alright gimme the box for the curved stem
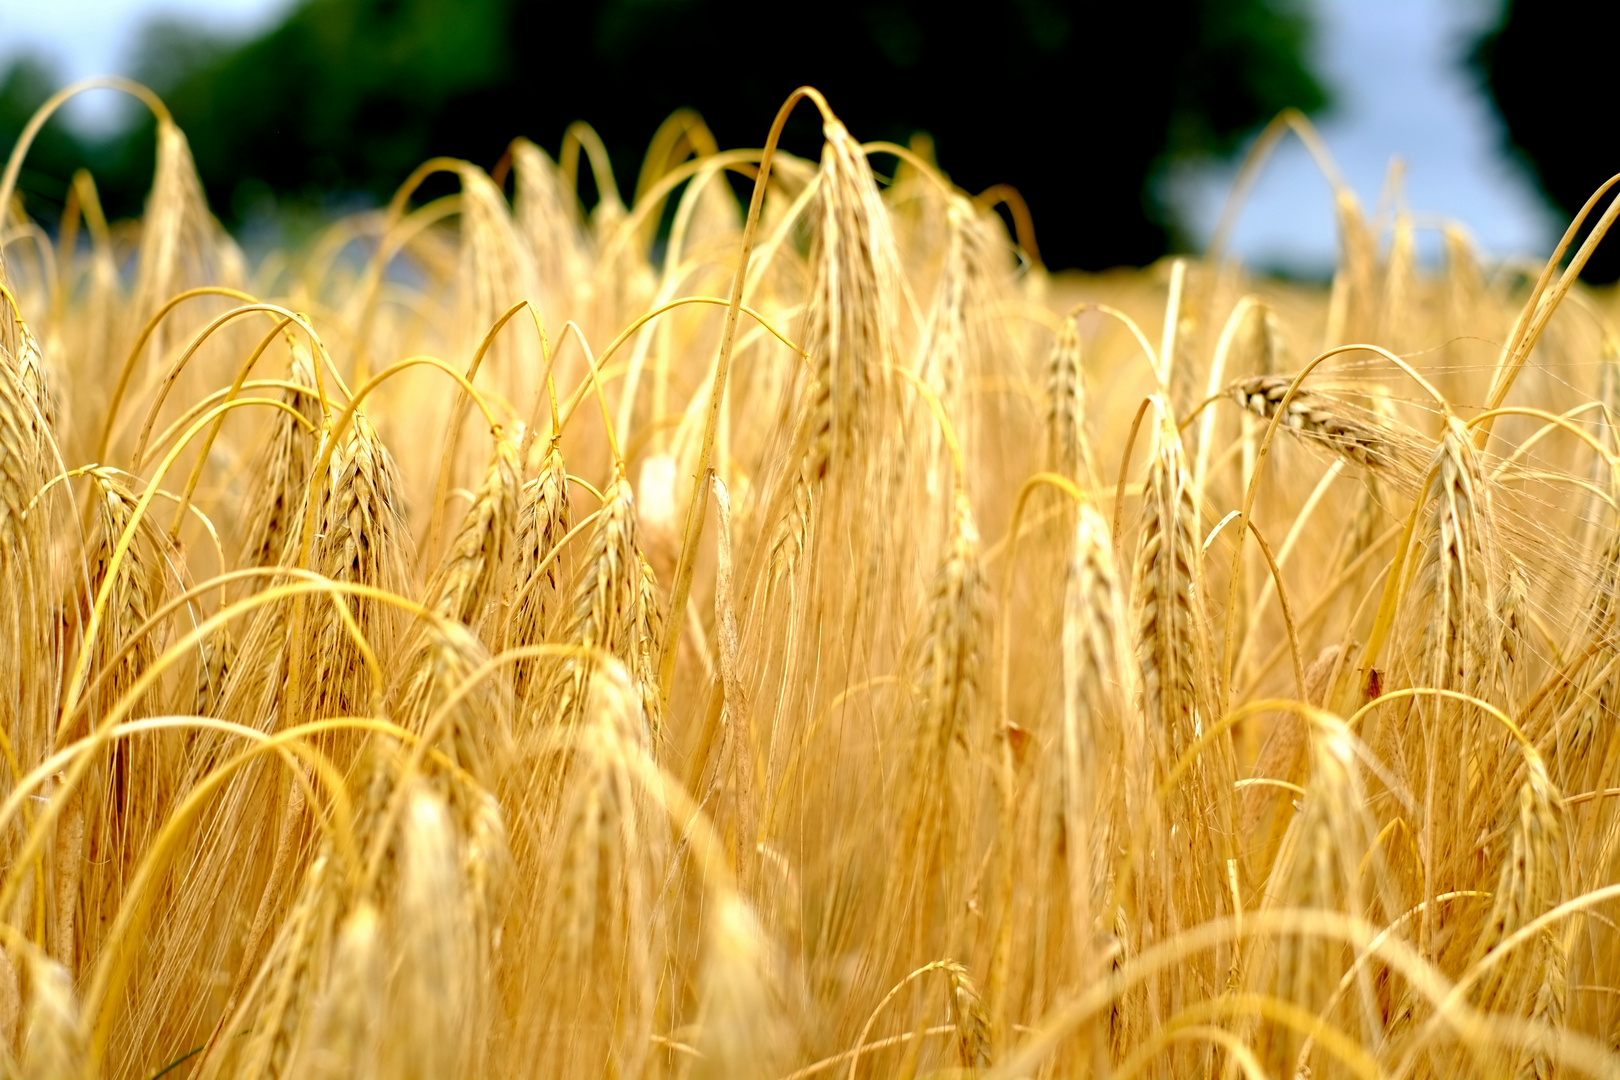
[1137,994,1374,1080]
[356,642,602,895]
[1479,171,1620,445]
[890,366,966,490]
[350,157,467,382]
[1207,108,1348,266]
[97,286,259,465]
[501,506,605,632]
[656,85,835,703]
[1344,686,1535,755]
[845,960,962,1080]
[81,717,423,1073]
[987,470,1086,1038]
[427,298,549,563]
[1111,396,1157,555]
[143,379,321,462]
[554,320,623,469]
[58,567,411,751]
[973,182,1041,266]
[1242,517,1306,701]
[1066,302,1162,389]
[1468,405,1618,476]
[130,303,337,470]
[168,317,296,539]
[596,149,765,274]
[991,906,1475,1080]
[1220,342,1451,714]
[286,353,505,728]
[65,396,337,718]
[0,76,170,224]
[559,120,625,215]
[1230,458,1346,684]
[1400,882,1620,1080]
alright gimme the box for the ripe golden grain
[2,81,1619,1080]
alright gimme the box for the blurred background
[0,0,1604,276]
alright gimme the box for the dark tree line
[1474,0,1620,280]
[5,1,1610,274]
[3,0,1327,271]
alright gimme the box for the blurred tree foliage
[1475,0,1620,281]
[3,0,1327,270]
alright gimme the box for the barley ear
[1230,374,1393,470]
[0,945,17,1057]
[302,904,381,1080]
[508,442,570,701]
[1045,317,1093,484]
[693,896,795,1080]
[392,784,474,1080]
[943,961,992,1069]
[425,435,519,630]
[20,955,83,1080]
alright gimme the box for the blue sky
[0,0,1559,271]
[0,0,296,130]
[1172,0,1556,272]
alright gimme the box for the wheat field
[0,79,1617,1079]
